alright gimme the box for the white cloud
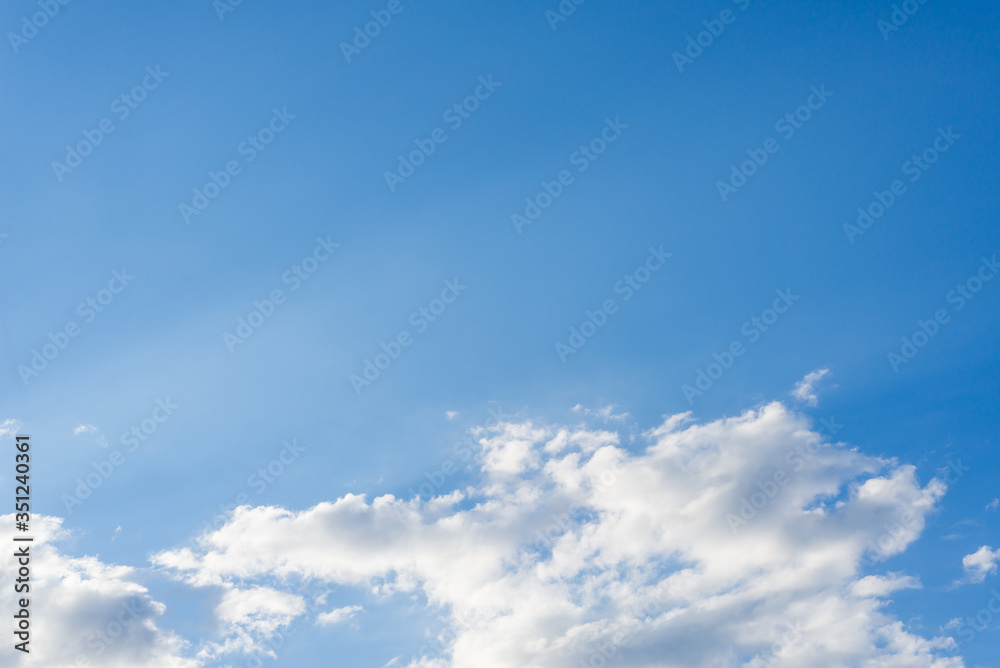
[850,573,922,598]
[316,605,363,626]
[153,402,962,667]
[474,420,547,475]
[960,546,1000,584]
[790,368,831,406]
[571,404,631,423]
[0,418,21,437]
[445,411,460,421]
[0,514,198,668]
[987,498,999,511]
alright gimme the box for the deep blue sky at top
[0,0,998,664]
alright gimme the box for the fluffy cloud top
[960,546,1000,584]
[152,402,963,667]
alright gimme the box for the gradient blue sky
[1,0,999,666]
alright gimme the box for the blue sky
[1,0,999,666]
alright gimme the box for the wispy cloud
[73,424,108,447]
[791,368,831,406]
[570,404,630,423]
[316,605,362,627]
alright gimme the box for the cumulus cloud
[987,498,999,512]
[152,402,962,667]
[0,515,197,668]
[960,546,1000,584]
[445,411,460,421]
[790,368,831,406]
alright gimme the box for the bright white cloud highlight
[960,546,1000,584]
